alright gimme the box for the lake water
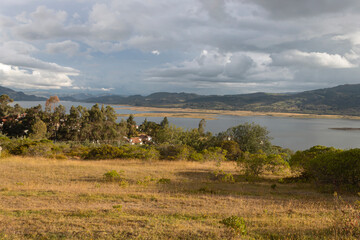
[11,101,360,151]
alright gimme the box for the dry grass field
[0,156,358,239]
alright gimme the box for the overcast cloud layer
[0,0,360,95]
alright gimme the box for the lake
[11,101,360,151]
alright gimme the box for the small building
[129,137,143,145]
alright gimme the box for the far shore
[114,106,360,120]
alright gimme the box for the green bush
[240,150,289,177]
[202,147,227,164]
[289,145,338,170]
[220,215,247,236]
[8,139,54,157]
[220,140,242,160]
[188,152,204,161]
[103,170,124,182]
[84,144,123,160]
[307,149,360,187]
[157,144,192,160]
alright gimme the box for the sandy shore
[114,106,360,120]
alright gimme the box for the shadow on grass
[176,169,274,183]
[70,176,99,182]
[253,225,347,240]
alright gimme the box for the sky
[1,0,360,95]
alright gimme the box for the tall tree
[0,94,13,116]
[29,117,47,140]
[198,119,206,136]
[160,117,169,128]
[126,114,137,138]
[45,96,60,112]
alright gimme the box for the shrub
[212,170,235,183]
[84,144,123,160]
[103,170,124,182]
[157,178,171,184]
[220,215,247,236]
[289,145,338,171]
[240,151,289,177]
[8,139,54,157]
[157,144,192,160]
[188,152,204,161]
[202,147,227,164]
[307,149,360,187]
[143,146,160,160]
[220,140,242,160]
[126,146,160,160]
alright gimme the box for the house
[125,135,153,145]
[139,134,152,143]
[129,137,143,145]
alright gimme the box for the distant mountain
[58,93,96,101]
[83,84,360,116]
[0,86,46,101]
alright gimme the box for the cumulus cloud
[146,49,292,89]
[0,1,360,93]
[271,50,356,69]
[0,63,73,89]
[46,40,79,56]
[0,41,79,89]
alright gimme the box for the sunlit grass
[0,156,358,239]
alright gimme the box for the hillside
[84,84,360,116]
[0,86,46,101]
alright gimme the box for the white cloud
[0,41,79,90]
[333,32,360,46]
[46,40,79,56]
[0,63,73,89]
[271,50,356,69]
[151,50,160,55]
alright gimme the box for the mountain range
[0,86,46,101]
[83,84,360,116]
[3,84,360,116]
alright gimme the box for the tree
[29,117,47,140]
[0,94,13,116]
[198,119,206,136]
[218,122,272,153]
[160,117,169,128]
[45,96,60,112]
[126,114,137,138]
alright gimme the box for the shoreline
[114,106,360,120]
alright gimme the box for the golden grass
[0,156,358,239]
[115,106,360,120]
